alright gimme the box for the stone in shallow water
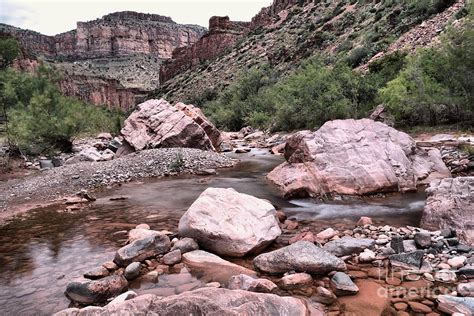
[178,188,281,257]
[253,241,346,274]
[330,272,359,296]
[171,237,199,254]
[124,262,141,280]
[114,234,171,266]
[65,275,128,304]
[182,250,256,284]
[83,266,109,280]
[323,237,375,257]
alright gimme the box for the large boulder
[55,288,308,316]
[121,99,226,152]
[253,241,346,274]
[65,275,128,304]
[114,234,171,266]
[267,119,450,198]
[420,177,474,245]
[178,188,281,257]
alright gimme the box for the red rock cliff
[159,16,251,83]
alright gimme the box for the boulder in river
[267,119,450,198]
[55,287,309,315]
[330,272,359,296]
[437,295,474,315]
[420,176,474,245]
[178,188,281,257]
[120,99,227,152]
[65,275,128,304]
[253,241,346,274]
[114,234,171,266]
[228,274,278,293]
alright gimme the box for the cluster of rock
[267,119,451,198]
[416,133,474,176]
[57,184,473,315]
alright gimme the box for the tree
[0,38,20,69]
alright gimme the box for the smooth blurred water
[0,149,425,314]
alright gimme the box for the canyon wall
[0,12,207,110]
[1,12,206,60]
[159,0,308,83]
[160,16,250,83]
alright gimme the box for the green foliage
[346,46,371,67]
[0,38,20,69]
[1,64,123,155]
[169,152,185,172]
[378,20,474,126]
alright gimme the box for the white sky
[0,0,273,35]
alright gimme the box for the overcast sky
[0,0,272,35]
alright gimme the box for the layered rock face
[120,99,226,151]
[160,16,250,83]
[1,13,206,109]
[1,13,206,60]
[421,177,474,245]
[179,188,281,257]
[267,119,451,198]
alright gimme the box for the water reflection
[0,149,425,314]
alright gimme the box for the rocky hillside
[158,0,466,103]
[0,12,206,109]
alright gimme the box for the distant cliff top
[100,11,175,24]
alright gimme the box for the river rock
[323,237,375,257]
[162,249,182,265]
[121,99,225,152]
[253,241,346,274]
[55,287,308,315]
[114,234,171,266]
[330,272,359,296]
[178,188,281,257]
[267,119,450,198]
[128,228,160,242]
[458,282,474,297]
[389,250,424,269]
[414,232,432,248]
[390,235,405,253]
[359,249,376,263]
[434,270,457,283]
[182,250,256,283]
[228,274,278,293]
[437,295,474,315]
[106,290,137,307]
[65,275,128,304]
[421,177,474,245]
[313,286,337,304]
[279,273,313,290]
[171,237,199,254]
[124,262,141,280]
[83,266,110,280]
[448,255,467,269]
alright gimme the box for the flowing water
[0,149,426,315]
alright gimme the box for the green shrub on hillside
[0,38,20,69]
[1,65,123,155]
[379,20,474,126]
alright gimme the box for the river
[0,149,425,314]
